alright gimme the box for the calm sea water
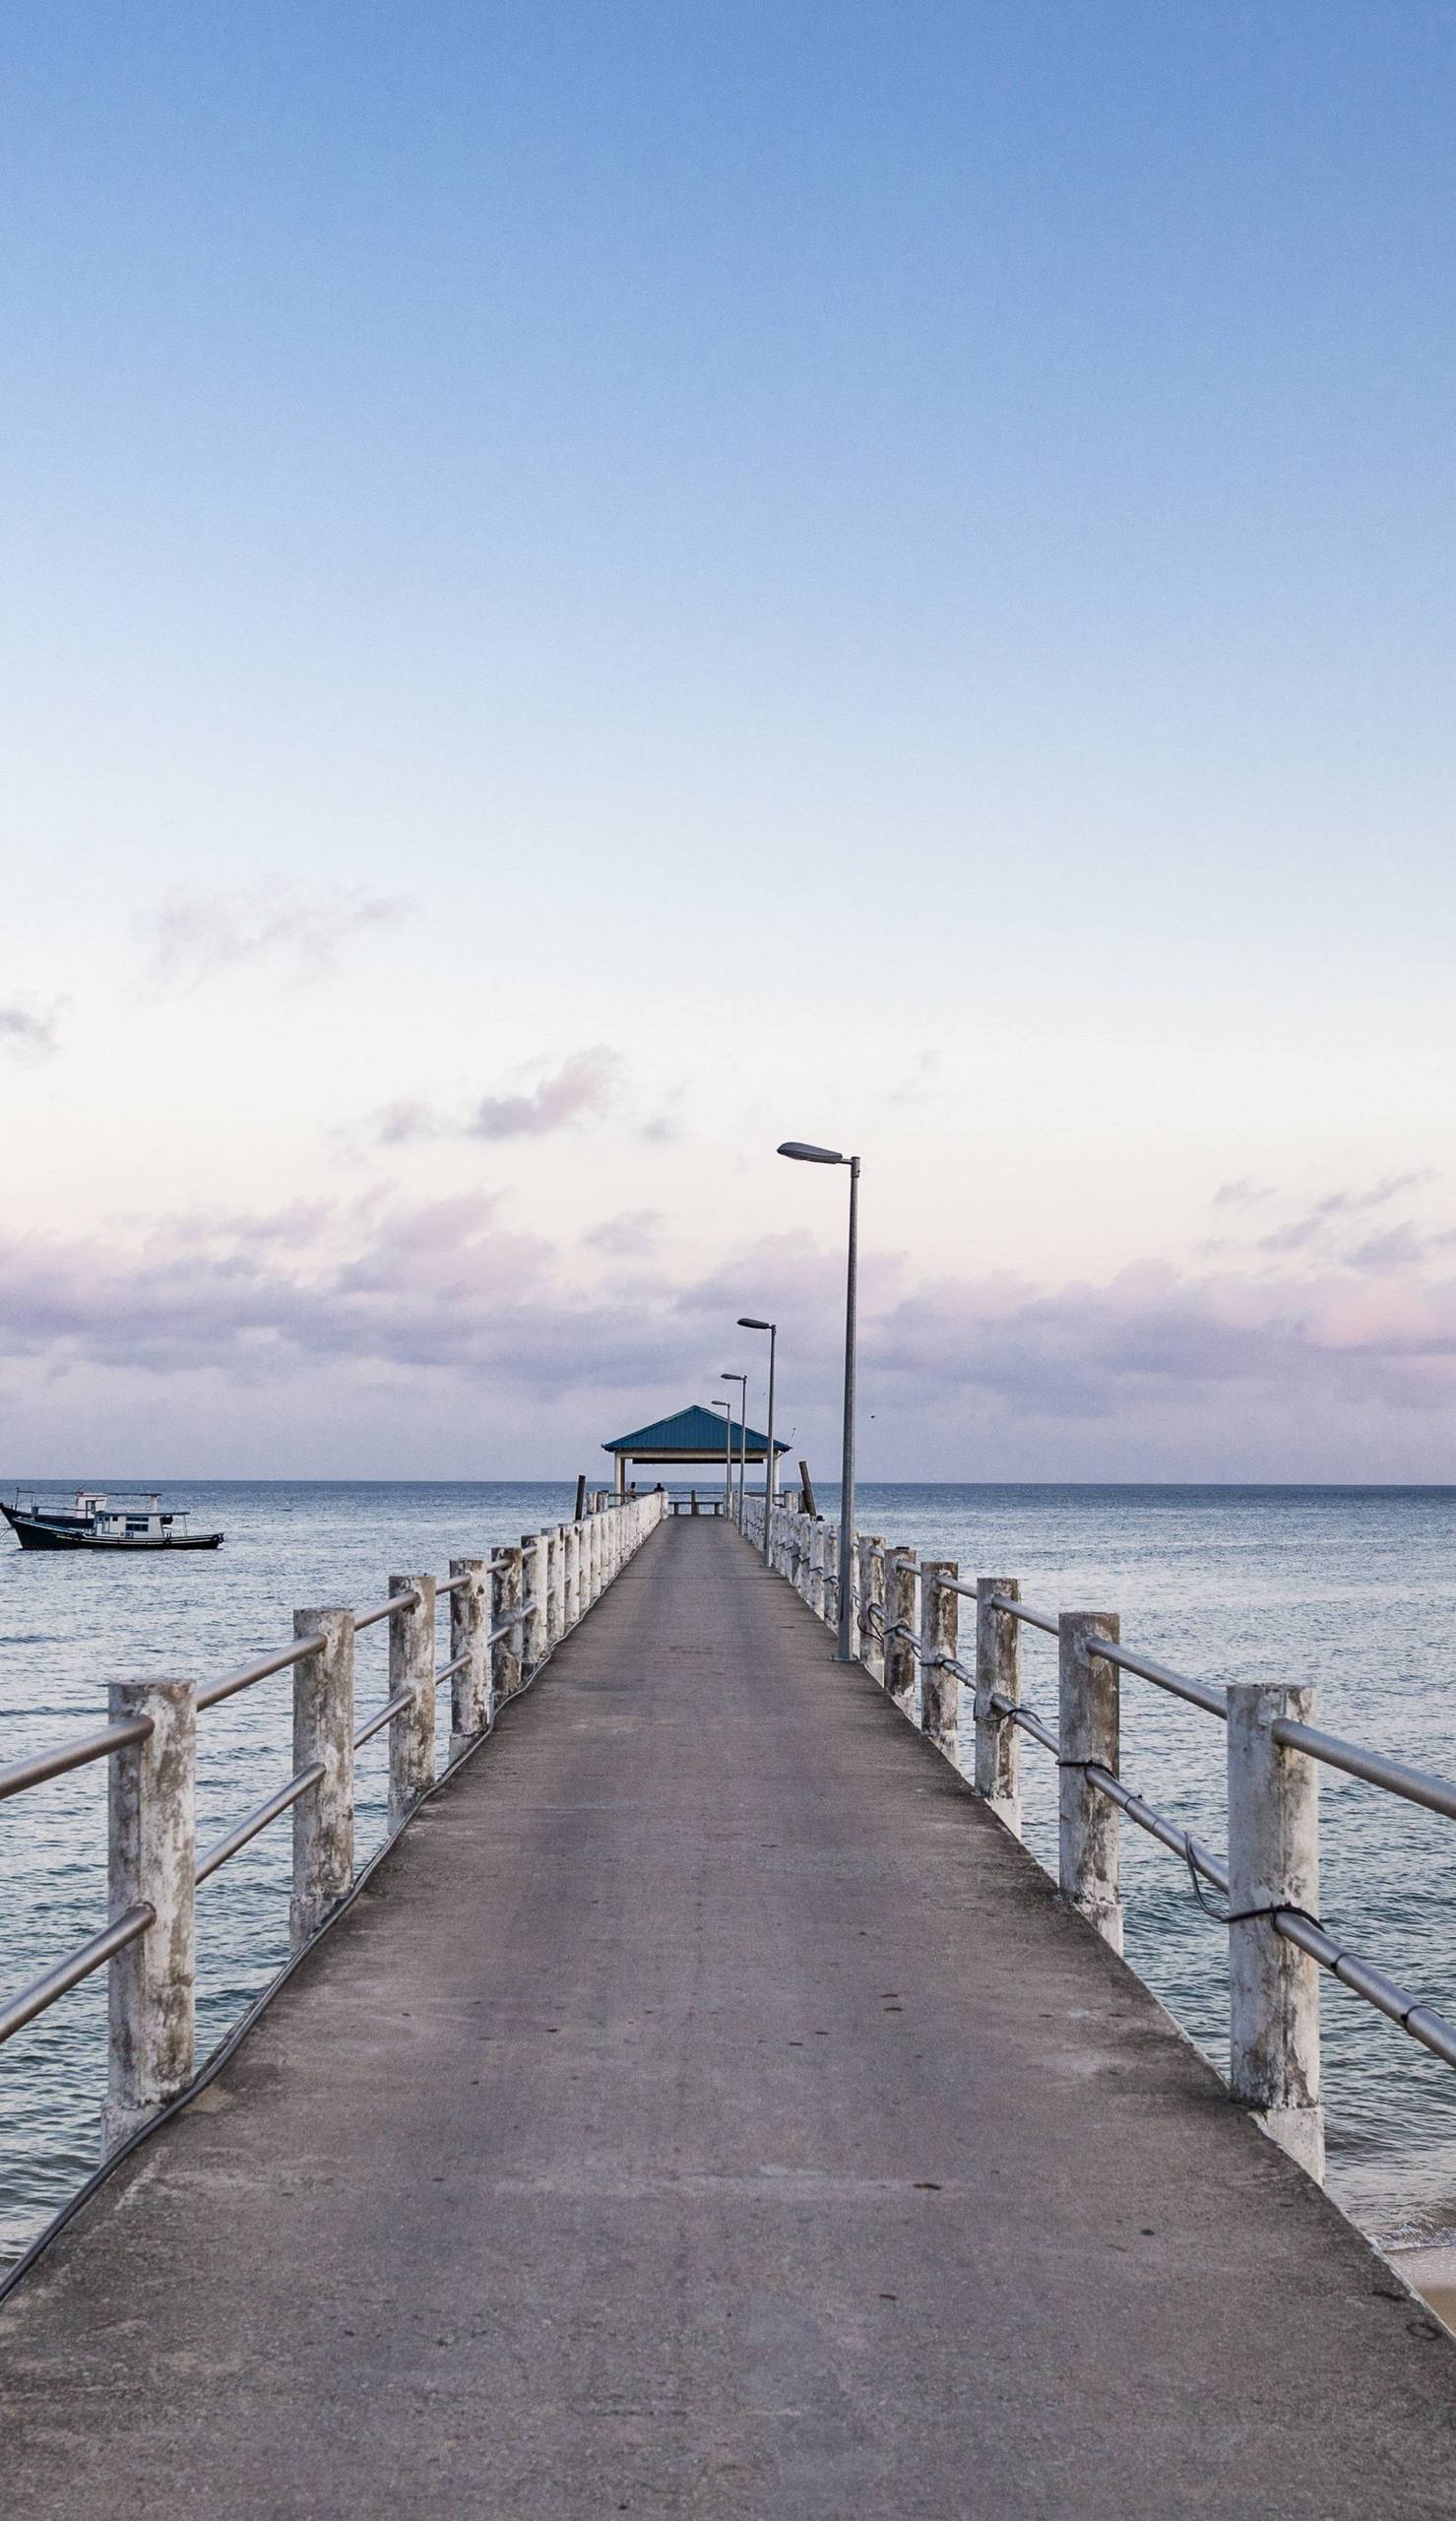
[4,1480,1456,2260]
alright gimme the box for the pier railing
[744,1492,1456,2182]
[0,1488,665,2155]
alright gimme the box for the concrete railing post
[564,1521,581,1630]
[919,1562,959,1761]
[974,1580,1021,1833]
[448,1560,489,1760]
[290,1608,355,1950]
[1227,1682,1324,2180]
[884,1550,918,1716]
[587,1511,601,1606]
[520,1534,545,1672]
[823,1526,839,1633]
[808,1519,825,1620]
[856,1535,885,1679]
[105,1678,196,2152]
[1058,1611,1120,1950]
[552,1524,568,1642]
[492,1546,523,1702]
[388,1575,436,1833]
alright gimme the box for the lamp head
[737,1316,772,1330]
[778,1139,843,1165]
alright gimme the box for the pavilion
[602,1403,788,1500]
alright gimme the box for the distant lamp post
[710,1397,732,1520]
[720,1372,748,1528]
[737,1317,777,1563]
[777,1140,859,1660]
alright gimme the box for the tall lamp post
[710,1397,733,1520]
[737,1317,777,1563]
[777,1140,859,1660]
[720,1372,747,1528]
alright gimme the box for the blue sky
[2,4,1455,1477]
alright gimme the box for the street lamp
[710,1397,733,1521]
[777,1139,859,1660]
[720,1372,747,1528]
[737,1317,777,1562]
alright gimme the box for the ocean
[4,1479,1456,2264]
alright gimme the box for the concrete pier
[3,1517,1455,2515]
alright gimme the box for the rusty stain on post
[975,1579,1021,1833]
[884,1550,918,1716]
[290,1608,354,1950]
[1228,1681,1324,2181]
[388,1575,436,1833]
[448,1560,489,1760]
[919,1562,959,1761]
[1058,1611,1121,1951]
[104,1677,196,2152]
[493,1546,523,1703]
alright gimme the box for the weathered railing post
[290,1608,354,1949]
[808,1519,826,1619]
[1227,1682,1324,2180]
[105,1677,196,2151]
[1058,1611,1120,1949]
[388,1575,436,1833]
[520,1534,546,1673]
[823,1526,839,1633]
[857,1534,885,1678]
[492,1546,523,1702]
[884,1550,918,1716]
[448,1560,489,1760]
[586,1510,601,1607]
[564,1520,581,1629]
[552,1523,568,1642]
[975,1580,1021,1833]
[919,1562,959,1760]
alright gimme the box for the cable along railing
[744,1492,1456,2183]
[0,1489,665,2153]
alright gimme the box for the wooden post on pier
[857,1535,885,1678]
[1227,1682,1324,2181]
[492,1547,523,1702]
[448,1561,489,1760]
[919,1563,959,1761]
[104,1677,196,2152]
[387,1576,436,1833]
[1058,1611,1120,1951]
[290,1608,355,1948]
[884,1551,918,1716]
[974,1580,1021,1834]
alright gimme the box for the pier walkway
[4,1517,1456,2516]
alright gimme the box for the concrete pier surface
[4,1519,1455,2516]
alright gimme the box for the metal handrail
[353,1688,413,1750]
[987,1592,1058,1638]
[1271,1718,1456,1827]
[197,1634,325,1713]
[0,1716,153,1804]
[196,1765,326,1887]
[354,1587,422,1632]
[1093,1637,1227,1721]
[0,1904,154,2048]
[435,1651,471,1686]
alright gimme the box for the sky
[2,0,1455,1481]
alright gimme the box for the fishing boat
[1,1492,224,1551]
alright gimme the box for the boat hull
[1,1506,223,1552]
